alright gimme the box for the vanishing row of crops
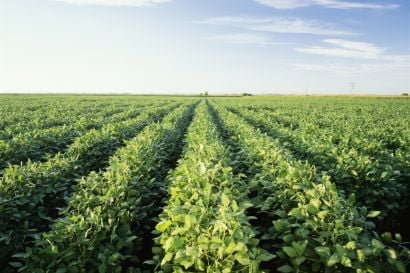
[0,95,409,273]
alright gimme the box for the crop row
[229,106,409,234]
[153,102,274,272]
[0,103,158,172]
[0,96,408,273]
[240,101,410,155]
[210,101,408,272]
[0,101,126,140]
[0,97,171,140]
[0,102,181,271]
[12,102,196,272]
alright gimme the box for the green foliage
[211,101,409,273]
[0,95,408,273]
[153,103,274,272]
[229,104,409,227]
[20,103,196,272]
[0,103,181,271]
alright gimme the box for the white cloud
[201,16,357,36]
[254,0,399,10]
[296,39,384,59]
[295,39,410,61]
[205,33,289,46]
[52,0,171,7]
[292,62,410,74]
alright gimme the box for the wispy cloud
[52,0,171,7]
[296,39,383,59]
[292,62,410,74]
[254,0,399,10]
[295,39,410,61]
[201,16,357,36]
[205,33,289,46]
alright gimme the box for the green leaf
[196,258,205,271]
[221,193,230,206]
[394,261,406,273]
[335,244,346,258]
[345,241,356,250]
[283,246,297,257]
[172,236,184,249]
[273,220,290,232]
[356,249,365,262]
[9,262,23,268]
[250,238,260,246]
[235,253,250,265]
[295,256,306,266]
[315,246,330,258]
[180,258,194,269]
[225,242,236,254]
[367,211,381,218]
[277,265,293,273]
[326,253,339,267]
[11,253,27,258]
[51,245,58,254]
[234,242,247,252]
[161,253,173,266]
[184,214,196,229]
[156,220,172,232]
[292,240,307,256]
[317,210,329,219]
[282,234,295,243]
[310,199,321,209]
[384,249,397,260]
[152,247,162,255]
[381,232,392,243]
[240,201,253,209]
[125,235,138,243]
[199,162,207,174]
[257,252,276,262]
[371,239,384,249]
[341,256,352,267]
[98,264,106,273]
[59,218,72,225]
[288,208,303,219]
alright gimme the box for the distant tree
[242,93,253,96]
[205,91,209,96]
[199,93,203,96]
[401,93,409,96]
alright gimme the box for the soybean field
[0,95,409,273]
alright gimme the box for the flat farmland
[0,95,409,273]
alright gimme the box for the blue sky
[0,0,409,94]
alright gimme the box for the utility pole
[349,82,355,95]
[305,85,309,96]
